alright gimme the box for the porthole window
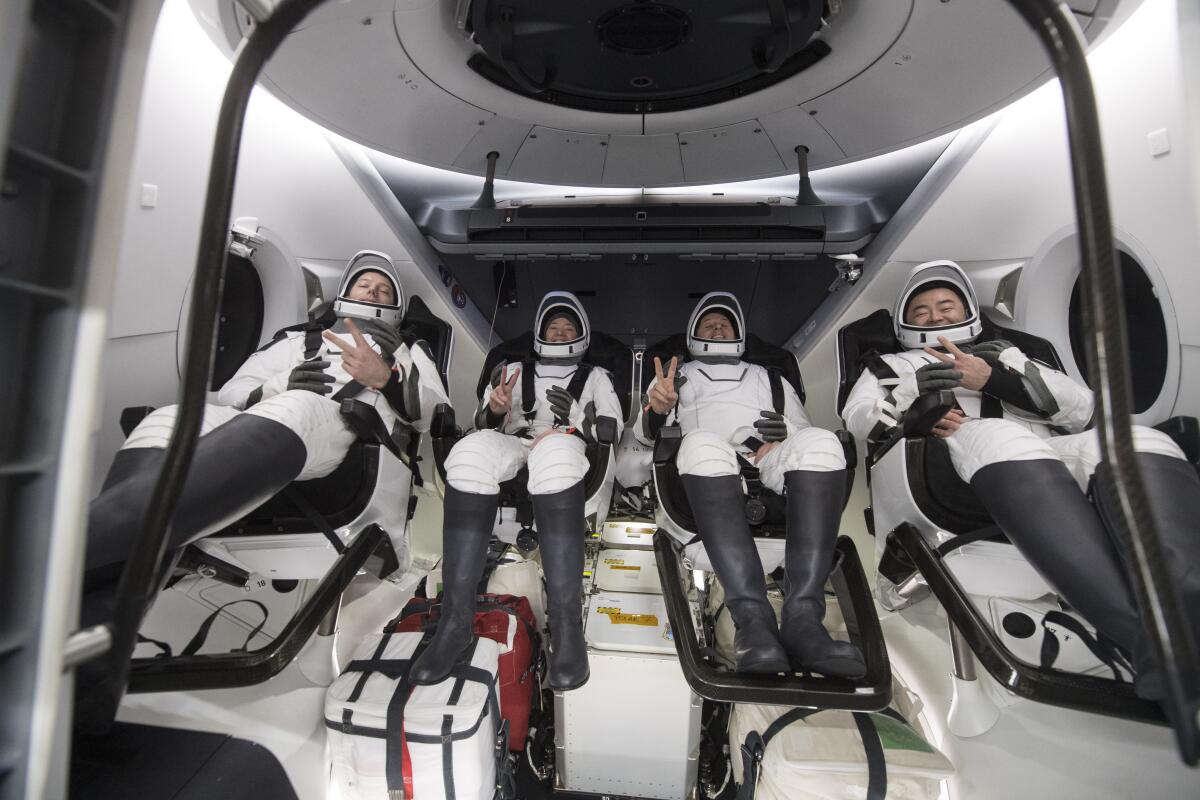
[1068,251,1167,414]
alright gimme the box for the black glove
[753,410,791,443]
[914,361,961,395]
[361,319,401,364]
[287,360,336,395]
[968,339,1014,366]
[546,385,579,427]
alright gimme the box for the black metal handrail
[105,0,333,710]
[1007,0,1198,762]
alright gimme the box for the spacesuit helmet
[894,260,982,349]
[332,250,405,328]
[687,292,746,361]
[534,291,591,364]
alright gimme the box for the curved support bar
[108,0,333,705]
[1006,0,1198,763]
[652,531,892,710]
[892,522,1166,725]
[127,525,388,693]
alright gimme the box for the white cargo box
[600,520,657,550]
[594,548,662,594]
[585,591,683,655]
[555,648,701,799]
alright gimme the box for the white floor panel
[883,599,1197,799]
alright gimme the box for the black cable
[1007,0,1198,764]
[105,0,332,708]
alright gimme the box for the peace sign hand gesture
[488,366,521,414]
[322,319,393,390]
[647,356,681,414]
[925,336,992,391]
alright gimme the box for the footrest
[653,532,892,710]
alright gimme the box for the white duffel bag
[729,702,953,800]
[325,630,506,800]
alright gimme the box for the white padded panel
[602,134,684,186]
[452,115,533,176]
[803,0,1090,160]
[508,127,611,185]
[263,17,487,164]
[757,105,846,167]
[678,120,786,183]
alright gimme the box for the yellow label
[624,526,654,536]
[594,606,658,626]
[602,558,625,565]
[609,565,641,572]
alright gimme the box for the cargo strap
[172,599,270,658]
[737,707,896,800]
[1039,609,1131,681]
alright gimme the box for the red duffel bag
[393,593,539,751]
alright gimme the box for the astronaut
[76,252,448,734]
[635,292,866,679]
[842,259,1200,694]
[409,292,622,691]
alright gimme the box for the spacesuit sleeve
[216,335,299,409]
[585,367,625,426]
[384,341,451,434]
[633,376,673,447]
[840,356,920,445]
[992,347,1094,432]
[781,379,811,432]
[474,362,509,430]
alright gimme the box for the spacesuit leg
[410,430,525,684]
[528,433,591,690]
[678,431,790,674]
[1072,428,1200,649]
[758,431,867,678]
[970,460,1155,692]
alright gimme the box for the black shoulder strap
[767,368,784,414]
[521,359,536,419]
[566,363,593,402]
[303,323,323,360]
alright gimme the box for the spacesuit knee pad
[445,430,520,495]
[527,434,588,495]
[774,428,846,473]
[121,403,240,450]
[1131,425,1187,461]
[946,417,1058,483]
[676,431,739,477]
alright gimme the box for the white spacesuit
[79,250,446,732]
[411,292,622,691]
[635,292,865,679]
[843,260,1200,698]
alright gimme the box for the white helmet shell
[534,291,590,363]
[894,260,982,349]
[332,250,405,327]
[687,292,746,360]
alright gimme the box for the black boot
[972,460,1153,687]
[1097,453,1200,648]
[409,486,498,685]
[681,475,790,674]
[86,414,307,573]
[779,470,867,679]
[534,481,590,691]
[77,414,307,734]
